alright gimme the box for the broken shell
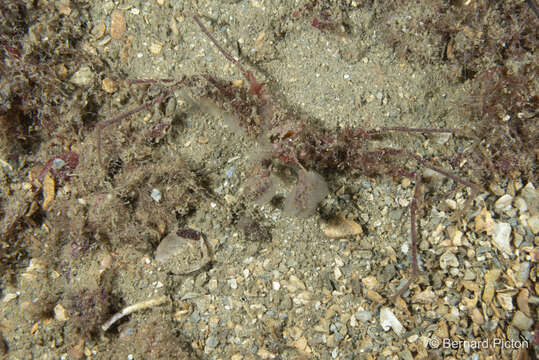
[516,289,530,316]
[412,288,437,304]
[482,268,501,304]
[474,207,494,234]
[43,174,55,211]
[56,0,71,15]
[2,293,18,303]
[470,307,484,325]
[361,276,378,290]
[54,304,68,321]
[110,11,126,40]
[380,307,404,336]
[366,289,384,303]
[496,291,516,312]
[511,311,533,330]
[322,216,363,239]
[25,201,40,217]
[92,22,106,39]
[151,188,162,202]
[461,291,478,309]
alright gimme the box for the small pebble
[149,42,162,54]
[489,183,505,196]
[225,167,235,178]
[401,178,411,188]
[356,311,372,322]
[527,214,539,234]
[515,262,531,288]
[511,311,533,331]
[206,335,219,349]
[494,194,513,211]
[520,182,537,213]
[440,251,459,270]
[470,307,484,325]
[491,222,512,255]
[228,278,238,289]
[208,279,218,291]
[514,197,528,213]
[70,65,94,86]
[333,266,342,280]
[445,199,457,210]
[407,334,419,343]
[516,289,530,316]
[52,158,66,170]
[463,270,476,281]
[102,77,118,93]
[434,132,451,145]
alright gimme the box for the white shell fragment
[491,222,512,255]
[2,293,18,303]
[151,188,162,202]
[102,296,169,331]
[54,304,68,321]
[380,307,404,336]
[494,194,513,211]
[497,292,516,312]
